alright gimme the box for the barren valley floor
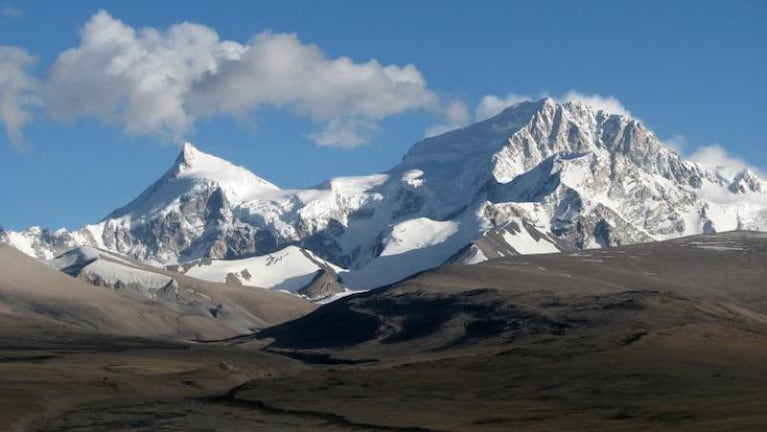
[2,319,767,432]
[3,232,767,431]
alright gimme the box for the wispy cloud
[309,117,378,149]
[561,91,633,118]
[424,100,471,137]
[426,90,635,138]
[0,3,22,18]
[0,46,39,151]
[662,134,687,153]
[688,144,761,177]
[477,91,634,120]
[475,93,532,121]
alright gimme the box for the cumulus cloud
[475,93,532,121]
[189,32,437,122]
[0,46,39,150]
[46,11,247,139]
[12,12,647,151]
[43,10,438,147]
[688,144,760,177]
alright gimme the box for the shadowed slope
[260,231,767,355]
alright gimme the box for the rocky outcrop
[298,270,345,301]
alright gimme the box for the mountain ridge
[3,98,766,292]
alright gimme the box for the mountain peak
[173,142,280,195]
[177,142,200,168]
[174,142,216,174]
[104,142,280,222]
[517,97,638,124]
[170,142,278,190]
[540,96,557,106]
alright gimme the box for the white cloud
[424,100,470,137]
[426,90,634,137]
[662,134,687,153]
[475,93,531,121]
[423,123,456,138]
[44,11,438,147]
[688,144,760,177]
[9,12,647,151]
[445,100,470,125]
[189,32,438,123]
[309,117,378,149]
[473,91,634,122]
[562,91,633,118]
[0,46,39,150]
[46,11,243,140]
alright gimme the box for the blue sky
[0,0,765,230]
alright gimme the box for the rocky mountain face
[4,98,766,291]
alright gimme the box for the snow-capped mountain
[4,98,766,291]
[1,144,280,263]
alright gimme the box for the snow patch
[380,218,460,257]
[184,245,342,293]
[500,219,560,255]
[401,169,425,188]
